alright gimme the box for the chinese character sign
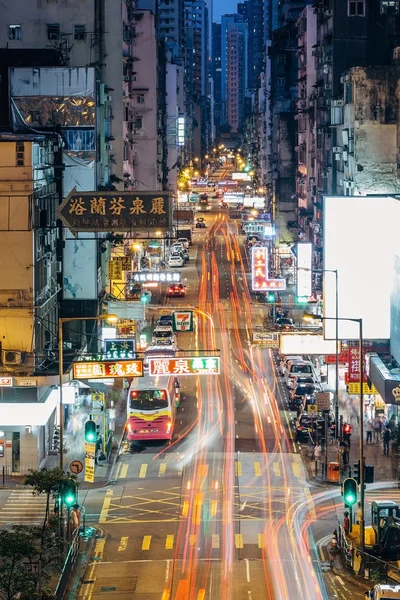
[104,339,135,359]
[131,271,181,283]
[58,190,172,232]
[148,357,220,376]
[73,359,143,379]
[251,247,269,291]
[347,346,367,382]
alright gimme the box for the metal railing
[55,528,81,600]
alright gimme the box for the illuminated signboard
[104,339,135,359]
[130,271,181,283]
[0,377,12,387]
[148,357,220,376]
[177,116,185,146]
[296,242,312,297]
[73,360,143,379]
[251,247,286,291]
[232,172,251,181]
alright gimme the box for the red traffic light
[343,424,352,435]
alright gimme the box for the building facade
[221,15,248,133]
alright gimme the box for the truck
[176,228,193,246]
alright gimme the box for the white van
[285,360,314,388]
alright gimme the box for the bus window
[130,389,168,410]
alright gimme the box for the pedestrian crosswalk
[0,488,47,524]
[114,456,306,483]
[113,532,268,553]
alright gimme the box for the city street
[63,209,359,599]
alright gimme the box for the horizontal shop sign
[131,271,181,283]
[347,382,378,395]
[0,377,12,387]
[252,332,280,347]
[148,357,220,376]
[73,359,143,379]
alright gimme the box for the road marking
[139,464,148,478]
[235,534,243,549]
[142,535,151,550]
[193,493,203,525]
[258,534,265,548]
[115,463,122,480]
[165,535,174,550]
[245,558,251,582]
[304,488,317,521]
[292,462,301,479]
[212,534,220,548]
[211,500,217,517]
[254,462,261,477]
[99,492,113,524]
[182,501,189,517]
[120,464,128,479]
[272,463,280,477]
[159,463,167,477]
[189,535,196,547]
[235,461,242,477]
[118,536,128,552]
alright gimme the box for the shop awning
[369,353,400,404]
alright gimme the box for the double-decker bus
[126,374,180,441]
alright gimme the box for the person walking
[314,442,322,476]
[365,418,374,444]
[343,511,350,535]
[383,427,391,456]
[373,415,381,443]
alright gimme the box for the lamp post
[304,313,365,554]
[58,314,118,471]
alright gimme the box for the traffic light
[267,292,275,303]
[85,419,96,443]
[297,296,308,304]
[63,478,77,507]
[343,423,352,436]
[140,292,149,304]
[352,461,360,484]
[342,477,358,506]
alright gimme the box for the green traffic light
[86,432,95,442]
[297,296,308,304]
[342,477,357,506]
[65,493,75,506]
[267,293,275,303]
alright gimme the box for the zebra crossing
[0,488,47,524]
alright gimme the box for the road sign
[173,311,194,332]
[23,561,40,574]
[252,332,280,347]
[84,442,96,483]
[57,188,172,233]
[69,460,84,475]
[315,392,332,411]
[307,404,319,417]
[92,392,105,412]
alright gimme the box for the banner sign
[149,357,220,376]
[104,339,135,360]
[173,311,194,332]
[73,359,143,379]
[130,271,181,283]
[84,441,96,483]
[348,346,367,382]
[109,257,131,279]
[58,189,172,232]
[251,247,286,291]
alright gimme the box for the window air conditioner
[2,350,23,365]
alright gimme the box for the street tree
[0,526,38,600]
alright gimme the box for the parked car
[196,218,206,228]
[177,237,189,248]
[289,384,316,411]
[170,244,189,261]
[279,355,302,377]
[285,360,314,388]
[151,327,176,346]
[157,315,173,327]
[167,283,186,297]
[168,253,185,268]
[288,374,316,391]
[275,317,296,330]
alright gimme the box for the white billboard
[232,172,251,181]
[296,243,312,297]
[280,334,340,355]
[63,231,97,300]
[323,196,398,340]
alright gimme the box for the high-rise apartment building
[237,0,265,91]
[212,23,223,136]
[221,15,248,132]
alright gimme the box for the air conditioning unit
[332,99,344,107]
[325,9,333,16]
[333,146,341,153]
[105,143,113,150]
[2,350,23,365]
[344,180,355,189]
[106,94,113,102]
[324,84,332,91]
[334,153,341,161]
[56,261,62,273]
[123,76,130,82]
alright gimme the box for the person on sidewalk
[383,427,391,456]
[343,511,350,535]
[365,418,374,444]
[314,442,322,476]
[373,415,381,443]
[356,501,362,525]
[327,534,340,568]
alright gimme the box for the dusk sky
[213,0,237,21]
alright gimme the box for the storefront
[368,353,400,417]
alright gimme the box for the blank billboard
[280,334,339,355]
[323,196,398,340]
[297,243,312,297]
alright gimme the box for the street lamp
[58,313,118,470]
[304,313,365,554]
[300,267,339,438]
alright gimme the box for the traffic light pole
[359,318,365,556]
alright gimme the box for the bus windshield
[130,390,168,410]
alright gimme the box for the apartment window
[381,0,400,12]
[134,117,143,130]
[16,143,24,166]
[47,23,60,40]
[348,0,365,15]
[74,24,86,40]
[8,25,21,40]
[277,77,285,88]
[137,94,145,104]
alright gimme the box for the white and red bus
[126,374,180,441]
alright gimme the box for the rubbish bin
[328,461,340,483]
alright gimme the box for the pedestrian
[388,415,397,433]
[343,511,350,535]
[356,501,362,525]
[373,415,381,443]
[314,442,322,476]
[365,418,374,444]
[327,534,340,568]
[383,427,391,456]
[342,440,349,465]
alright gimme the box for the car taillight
[131,391,138,397]
[166,420,172,434]
[127,422,132,432]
